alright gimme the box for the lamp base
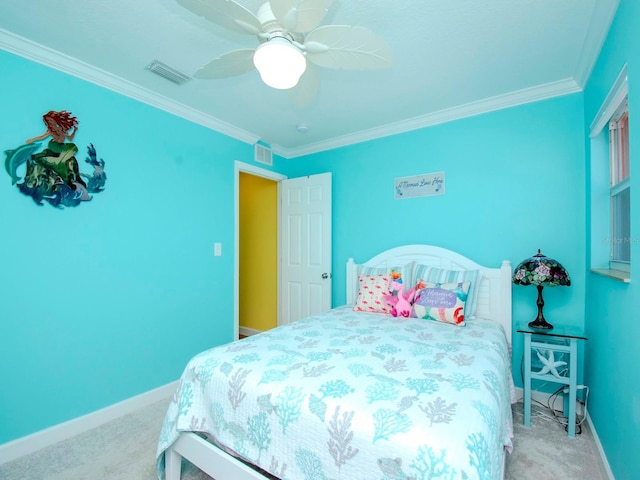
[528,318,554,330]
[528,284,553,329]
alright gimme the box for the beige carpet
[0,398,609,480]
[506,402,609,480]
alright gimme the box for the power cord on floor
[548,385,590,434]
[519,353,589,434]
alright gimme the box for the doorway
[234,162,333,340]
[239,172,278,336]
[234,162,285,340]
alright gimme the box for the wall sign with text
[394,172,445,199]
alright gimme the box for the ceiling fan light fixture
[253,36,306,90]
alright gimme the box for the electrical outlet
[214,243,222,256]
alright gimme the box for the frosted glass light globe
[253,37,306,90]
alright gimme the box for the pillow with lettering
[410,281,471,326]
[353,273,394,314]
[413,265,481,319]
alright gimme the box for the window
[609,102,630,269]
[590,65,630,278]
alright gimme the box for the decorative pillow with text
[413,265,481,319]
[410,281,470,326]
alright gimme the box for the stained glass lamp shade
[512,249,571,330]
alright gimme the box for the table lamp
[512,249,571,330]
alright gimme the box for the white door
[279,173,332,325]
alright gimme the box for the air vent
[145,60,191,85]
[254,143,273,166]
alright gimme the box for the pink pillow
[353,273,393,314]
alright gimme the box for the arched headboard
[346,244,512,343]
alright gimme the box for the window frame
[590,65,630,277]
[609,100,630,272]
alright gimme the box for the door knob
[321,272,331,279]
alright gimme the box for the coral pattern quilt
[156,306,514,480]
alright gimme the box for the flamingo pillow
[353,273,394,314]
[352,263,413,314]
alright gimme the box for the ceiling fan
[177,0,392,104]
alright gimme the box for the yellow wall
[239,173,278,331]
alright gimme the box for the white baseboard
[0,381,178,464]
[239,326,262,337]
[586,410,615,480]
[513,387,613,479]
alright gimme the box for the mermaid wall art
[4,110,107,208]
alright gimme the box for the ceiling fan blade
[193,49,256,79]
[304,25,392,69]
[177,0,262,35]
[269,0,333,33]
[287,63,321,107]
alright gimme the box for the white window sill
[590,268,630,283]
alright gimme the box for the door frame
[234,161,286,340]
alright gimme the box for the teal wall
[584,0,640,478]
[0,50,281,444]
[282,94,587,391]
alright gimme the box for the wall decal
[4,110,107,208]
[394,171,445,199]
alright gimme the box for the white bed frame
[164,244,512,480]
[346,244,512,343]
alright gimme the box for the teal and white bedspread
[156,306,514,480]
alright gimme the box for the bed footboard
[165,433,268,480]
[165,443,182,480]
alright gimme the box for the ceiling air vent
[145,60,191,85]
[254,143,273,166]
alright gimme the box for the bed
[157,244,514,480]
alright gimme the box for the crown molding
[573,0,620,89]
[0,26,588,160]
[0,29,260,146]
[275,78,582,158]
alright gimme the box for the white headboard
[346,244,512,344]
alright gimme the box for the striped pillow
[357,262,414,284]
[413,265,482,319]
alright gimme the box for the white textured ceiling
[0,0,619,158]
